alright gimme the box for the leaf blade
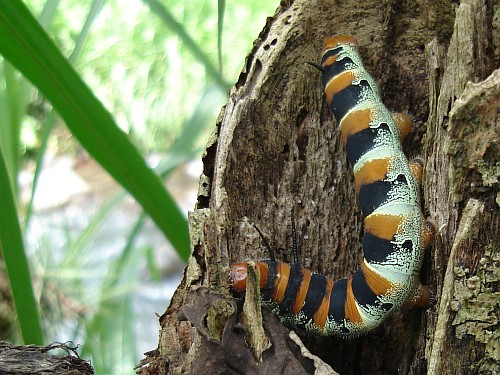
[0,147,44,345]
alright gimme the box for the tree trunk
[139,0,499,374]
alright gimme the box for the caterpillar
[230,35,436,337]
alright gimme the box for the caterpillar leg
[392,112,413,141]
[409,156,425,186]
[423,217,438,248]
[405,281,434,308]
[405,218,438,309]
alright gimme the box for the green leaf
[0,1,190,261]
[0,147,43,345]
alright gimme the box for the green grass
[0,0,279,373]
[0,146,43,345]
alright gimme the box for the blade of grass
[86,293,137,374]
[165,85,225,162]
[63,192,127,268]
[0,62,18,185]
[82,220,146,373]
[142,0,231,91]
[145,245,161,281]
[0,1,190,261]
[38,0,60,30]
[1,61,30,194]
[217,0,225,74]
[0,0,59,186]
[68,0,105,62]
[23,110,57,228]
[0,147,43,344]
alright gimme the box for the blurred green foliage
[0,0,279,373]
[25,0,277,153]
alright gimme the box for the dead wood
[0,341,94,375]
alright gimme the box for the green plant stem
[0,147,43,345]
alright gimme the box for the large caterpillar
[230,35,436,337]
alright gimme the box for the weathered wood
[0,341,94,375]
[140,0,499,374]
[422,1,499,373]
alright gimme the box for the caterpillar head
[229,262,249,292]
[229,261,274,294]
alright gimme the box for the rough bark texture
[137,0,499,374]
[0,341,94,375]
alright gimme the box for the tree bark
[139,0,499,374]
[0,341,94,375]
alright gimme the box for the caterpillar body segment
[230,261,365,336]
[320,35,432,333]
[229,35,435,337]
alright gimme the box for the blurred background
[0,0,279,373]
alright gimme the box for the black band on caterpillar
[229,35,435,337]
